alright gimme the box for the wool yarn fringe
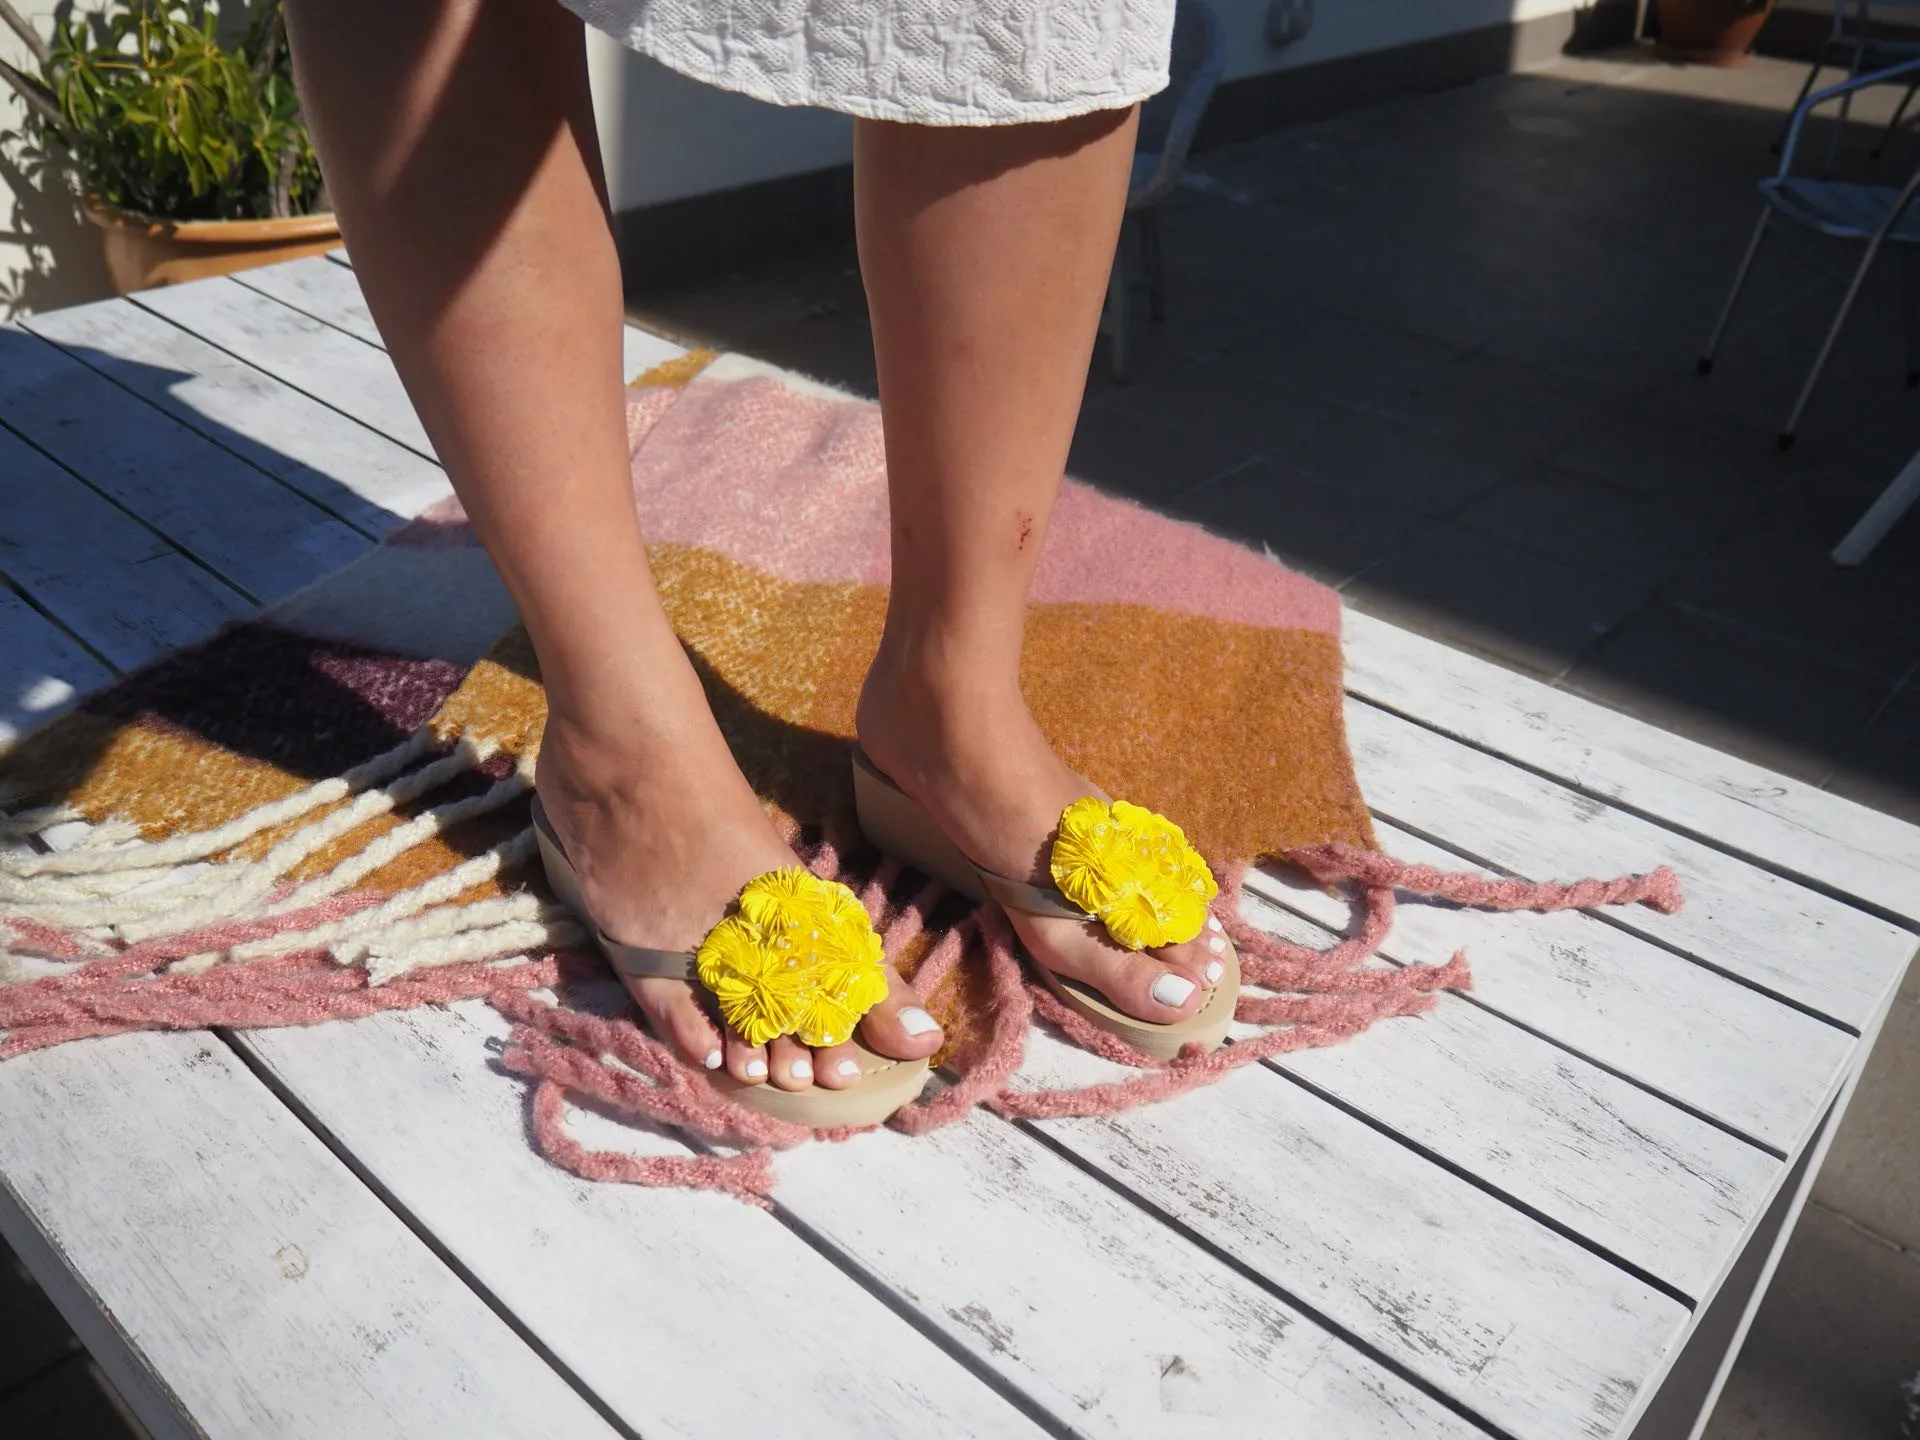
[0,730,1683,1205]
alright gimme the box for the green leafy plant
[0,0,323,222]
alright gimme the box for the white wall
[0,1,114,318]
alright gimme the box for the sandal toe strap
[599,937,699,983]
[975,869,1091,923]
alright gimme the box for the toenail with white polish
[789,1059,813,1081]
[704,1048,723,1070]
[1207,935,1226,953]
[897,1006,941,1037]
[1207,916,1222,932]
[745,1058,768,1079]
[836,1059,861,1078]
[1205,959,1224,984]
[1151,973,1197,1008]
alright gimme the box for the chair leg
[1699,209,1772,375]
[1870,81,1917,160]
[1772,55,1830,154]
[1139,208,1166,323]
[1105,235,1133,384]
[1832,445,1920,564]
[1823,85,1855,176]
[1781,221,1896,447]
[1904,246,1920,387]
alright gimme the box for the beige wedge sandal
[850,747,1238,1060]
[530,795,931,1128]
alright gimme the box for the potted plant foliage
[1653,0,1777,66]
[0,0,336,294]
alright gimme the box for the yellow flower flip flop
[530,795,931,1128]
[850,747,1239,1060]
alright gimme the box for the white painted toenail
[1207,935,1227,953]
[836,1059,862,1079]
[745,1059,768,1079]
[1207,916,1223,932]
[1151,973,1197,1008]
[704,1049,723,1070]
[789,1059,813,1081]
[897,1007,941,1037]
[1205,959,1224,984]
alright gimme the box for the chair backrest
[1132,0,1227,208]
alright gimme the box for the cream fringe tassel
[2,728,573,989]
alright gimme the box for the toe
[768,1035,815,1091]
[856,964,944,1060]
[1018,915,1211,1022]
[811,1040,865,1090]
[630,978,723,1070]
[724,1026,769,1085]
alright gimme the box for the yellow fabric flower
[1049,797,1218,951]
[694,867,889,1048]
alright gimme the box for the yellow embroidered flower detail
[695,868,888,1048]
[1049,797,1219,951]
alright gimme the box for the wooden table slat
[1341,609,1920,926]
[23,298,452,535]
[0,1029,617,1440]
[1346,698,1915,1030]
[1247,821,1856,1154]
[0,422,251,671]
[0,586,113,745]
[1231,897,1780,1299]
[0,326,370,606]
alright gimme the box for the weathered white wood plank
[1012,1030,1689,1440]
[231,254,383,347]
[0,325,369,604]
[1344,698,1915,1030]
[132,278,437,458]
[24,298,452,534]
[0,1028,615,1440]
[240,994,1482,1439]
[232,255,690,384]
[1226,891,1778,1299]
[1341,608,1920,925]
[1246,821,1855,1155]
[235,1004,1047,1440]
[0,588,112,745]
[0,425,250,670]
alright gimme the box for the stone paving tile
[0,1252,79,1393]
[1545,401,1809,524]
[1452,464,1724,588]
[1560,600,1895,784]
[1811,963,1920,1255]
[1208,297,1462,411]
[1361,350,1622,465]
[1169,458,1430,587]
[1702,1203,1920,1440]
[1065,400,1257,505]
[0,1354,146,1440]
[1344,521,1654,677]
[1827,681,1920,826]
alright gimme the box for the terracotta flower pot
[1654,0,1775,66]
[80,197,341,295]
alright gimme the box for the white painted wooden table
[2,255,1916,1440]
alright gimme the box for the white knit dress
[559,0,1174,126]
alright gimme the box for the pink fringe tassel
[0,827,1679,1206]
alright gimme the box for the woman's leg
[283,0,941,1087]
[855,112,1223,1021]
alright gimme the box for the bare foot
[535,704,943,1091]
[854,657,1225,1025]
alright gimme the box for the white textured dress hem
[558,0,1173,126]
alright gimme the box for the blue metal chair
[1101,0,1226,381]
[1698,56,1920,450]
[1778,0,1920,163]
